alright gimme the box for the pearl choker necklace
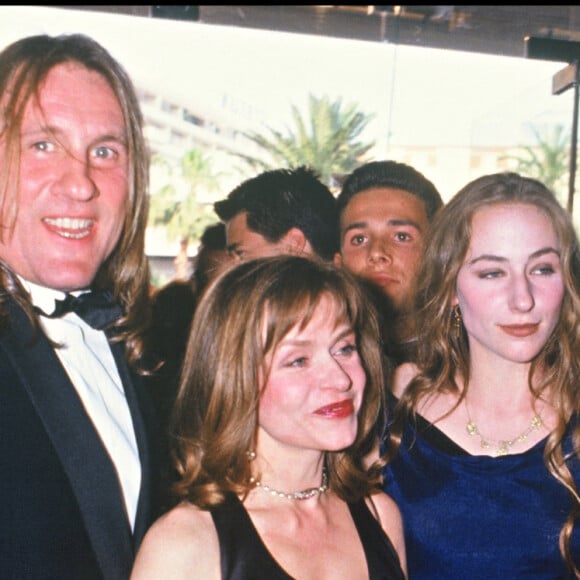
[250,467,329,500]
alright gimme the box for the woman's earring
[452,305,462,339]
[246,450,256,461]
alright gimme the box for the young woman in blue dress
[133,255,407,579]
[382,172,580,579]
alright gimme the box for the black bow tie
[39,290,123,330]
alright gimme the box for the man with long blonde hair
[0,33,158,578]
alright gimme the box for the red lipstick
[314,399,355,418]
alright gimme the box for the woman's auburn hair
[170,255,388,507]
[390,172,580,576]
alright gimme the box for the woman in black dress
[132,255,406,579]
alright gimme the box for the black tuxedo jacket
[0,298,159,580]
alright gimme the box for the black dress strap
[211,493,405,580]
[348,498,406,580]
[211,493,293,579]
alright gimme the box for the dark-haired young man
[335,160,444,363]
[214,166,338,262]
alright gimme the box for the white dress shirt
[21,279,141,531]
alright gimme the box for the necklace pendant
[497,441,509,456]
[466,421,477,436]
[465,403,544,457]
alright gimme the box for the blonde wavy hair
[390,172,580,575]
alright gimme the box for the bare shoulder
[366,492,403,534]
[131,502,220,580]
[392,362,420,398]
[366,493,407,577]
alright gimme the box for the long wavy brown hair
[0,34,151,366]
[390,172,580,575]
[170,255,387,508]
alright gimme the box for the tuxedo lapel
[0,301,134,579]
[109,340,155,549]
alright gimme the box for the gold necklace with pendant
[465,400,543,456]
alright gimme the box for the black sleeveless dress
[210,493,405,579]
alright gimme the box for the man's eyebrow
[95,133,128,145]
[342,218,423,234]
[342,221,368,234]
[21,124,127,145]
[226,242,240,253]
[387,218,423,231]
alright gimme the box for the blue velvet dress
[382,413,580,579]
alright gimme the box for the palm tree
[148,148,223,242]
[500,124,571,205]
[237,94,376,189]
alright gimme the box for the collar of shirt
[16,276,141,530]
[19,277,90,318]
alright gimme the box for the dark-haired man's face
[335,187,429,314]
[225,211,290,262]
